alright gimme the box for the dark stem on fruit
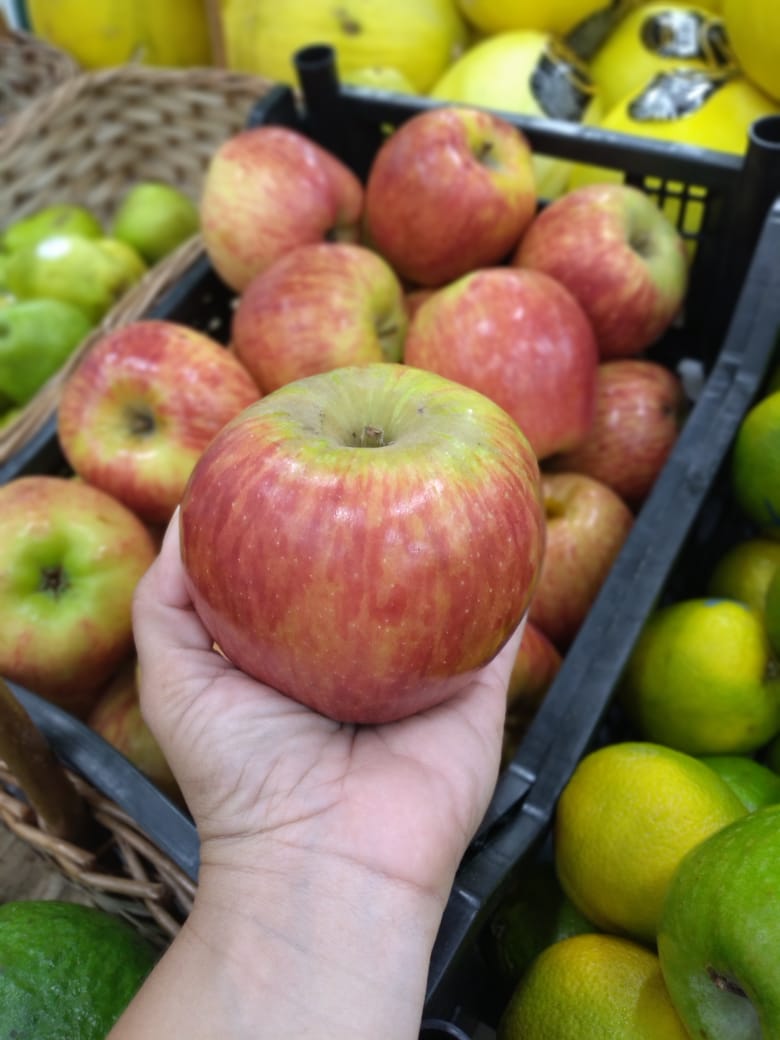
[124,403,156,437]
[39,565,69,599]
[629,230,653,258]
[707,966,748,998]
[474,140,496,167]
[334,6,362,34]
[359,424,385,448]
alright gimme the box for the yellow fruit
[588,3,735,113]
[457,0,615,36]
[723,0,780,102]
[619,598,780,755]
[341,66,416,94]
[429,31,601,197]
[731,391,780,538]
[221,0,469,94]
[706,537,780,614]
[27,0,212,69]
[554,741,746,942]
[498,933,689,1039]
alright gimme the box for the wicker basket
[0,62,276,467]
[0,677,195,950]
[0,24,79,124]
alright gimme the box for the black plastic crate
[3,45,780,1039]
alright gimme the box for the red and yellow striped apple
[179,363,546,724]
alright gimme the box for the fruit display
[2,53,779,1038]
[0,184,200,427]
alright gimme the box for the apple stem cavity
[124,403,156,438]
[473,139,498,169]
[629,230,653,259]
[40,564,70,599]
[358,424,386,448]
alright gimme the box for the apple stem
[360,425,386,448]
[0,678,91,842]
[40,565,70,599]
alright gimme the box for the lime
[2,204,102,253]
[0,900,156,1038]
[554,741,745,942]
[111,182,199,264]
[498,933,689,1039]
[699,753,780,810]
[731,391,780,537]
[0,298,93,405]
[707,537,780,614]
[619,597,780,755]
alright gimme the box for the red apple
[200,125,364,292]
[363,105,536,287]
[513,182,689,359]
[179,363,546,724]
[403,266,599,461]
[503,619,563,759]
[88,660,181,804]
[58,320,260,526]
[0,475,157,718]
[530,471,634,650]
[231,242,408,394]
[545,359,687,508]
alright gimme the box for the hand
[112,510,523,1040]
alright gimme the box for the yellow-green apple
[57,320,260,526]
[503,620,563,761]
[403,267,599,461]
[513,182,689,358]
[658,803,780,1039]
[200,125,364,293]
[363,105,537,287]
[231,242,408,394]
[530,471,634,649]
[88,660,181,804]
[545,359,687,508]
[179,363,546,724]
[0,475,157,718]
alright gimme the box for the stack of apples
[0,103,691,767]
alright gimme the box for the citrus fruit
[706,536,780,614]
[554,741,746,942]
[497,932,689,1039]
[111,182,200,264]
[762,732,780,773]
[485,860,596,989]
[1,204,102,252]
[0,900,156,1039]
[0,299,93,405]
[456,0,613,36]
[699,753,780,811]
[658,804,780,1038]
[731,391,780,538]
[723,0,780,102]
[619,597,780,755]
[763,565,780,658]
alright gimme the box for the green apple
[1,203,102,253]
[111,181,199,264]
[698,754,780,811]
[658,804,780,1039]
[0,475,158,718]
[0,299,93,405]
[5,234,145,322]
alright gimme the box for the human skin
[109,515,522,1040]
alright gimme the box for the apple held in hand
[0,476,157,718]
[546,359,687,508]
[200,125,364,292]
[179,363,546,724]
[513,182,689,358]
[364,105,536,287]
[58,320,260,526]
[658,803,780,1039]
[404,267,599,460]
[231,242,407,393]
[530,472,634,649]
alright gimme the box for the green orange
[731,390,780,537]
[706,537,780,615]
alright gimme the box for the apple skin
[0,475,158,718]
[503,619,563,761]
[58,320,260,526]
[404,266,599,461]
[658,803,780,1040]
[88,660,180,803]
[179,363,546,724]
[231,242,408,394]
[200,125,364,293]
[513,182,689,359]
[363,105,537,287]
[530,472,635,650]
[545,359,687,508]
